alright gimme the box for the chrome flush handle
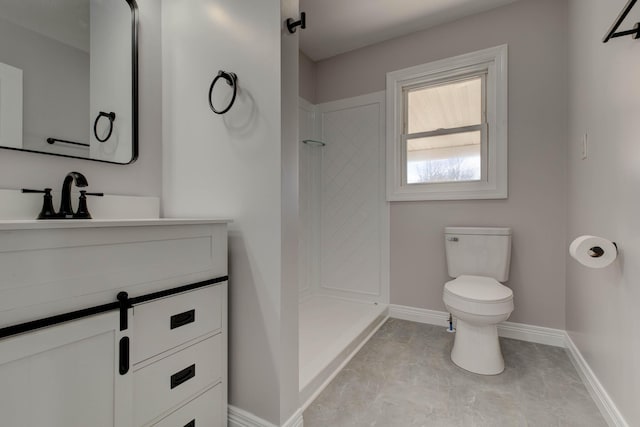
[447,237,459,242]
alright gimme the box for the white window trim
[386,45,508,201]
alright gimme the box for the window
[386,45,507,201]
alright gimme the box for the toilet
[442,226,514,375]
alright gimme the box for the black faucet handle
[74,191,91,219]
[21,188,52,194]
[73,190,104,219]
[21,188,57,219]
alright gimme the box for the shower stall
[297,93,389,406]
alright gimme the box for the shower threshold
[299,295,388,407]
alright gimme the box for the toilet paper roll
[569,235,617,268]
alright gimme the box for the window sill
[388,180,507,201]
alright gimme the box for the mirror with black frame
[0,0,138,164]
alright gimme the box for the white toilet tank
[445,227,512,282]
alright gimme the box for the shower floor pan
[299,295,388,407]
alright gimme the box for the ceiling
[0,0,89,51]
[299,0,519,61]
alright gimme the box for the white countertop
[0,218,232,230]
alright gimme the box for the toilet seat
[443,275,513,316]
[444,275,512,302]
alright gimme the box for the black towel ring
[208,70,238,115]
[93,111,116,143]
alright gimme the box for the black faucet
[58,171,88,218]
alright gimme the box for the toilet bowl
[442,227,513,375]
[443,275,513,375]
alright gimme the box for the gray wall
[280,0,301,423]
[162,0,299,423]
[0,16,89,157]
[567,0,640,424]
[0,0,161,197]
[299,50,317,104]
[314,0,568,328]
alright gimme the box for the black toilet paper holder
[588,242,617,258]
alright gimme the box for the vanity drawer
[150,384,223,427]
[134,334,223,426]
[132,284,223,364]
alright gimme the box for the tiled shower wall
[298,94,388,303]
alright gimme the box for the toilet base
[450,319,504,375]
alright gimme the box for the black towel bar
[47,138,89,148]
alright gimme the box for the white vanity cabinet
[0,219,229,427]
[132,283,227,426]
[0,311,133,427]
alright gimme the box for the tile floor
[304,318,606,427]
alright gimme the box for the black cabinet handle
[119,337,130,375]
[171,364,196,389]
[117,292,129,331]
[184,420,195,427]
[170,309,196,330]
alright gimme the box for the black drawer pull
[170,364,196,389]
[170,309,196,330]
[119,337,130,375]
[184,420,195,427]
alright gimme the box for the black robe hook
[286,12,306,34]
[603,0,640,42]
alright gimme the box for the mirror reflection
[0,0,137,164]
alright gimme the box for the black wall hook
[286,12,306,34]
[603,0,640,42]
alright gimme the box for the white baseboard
[228,405,274,427]
[228,405,303,427]
[564,334,629,427]
[497,320,567,347]
[283,408,304,427]
[388,304,450,327]
[388,304,566,347]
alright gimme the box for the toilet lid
[444,275,513,302]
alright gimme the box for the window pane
[406,131,481,184]
[407,76,482,134]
